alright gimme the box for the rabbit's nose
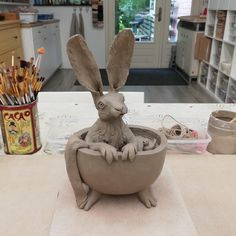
[114,107,122,112]
[121,106,128,114]
[114,105,127,114]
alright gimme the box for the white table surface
[1,92,236,236]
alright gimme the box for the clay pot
[76,125,167,195]
[207,110,236,154]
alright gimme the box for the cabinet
[0,21,23,66]
[198,1,236,103]
[176,16,206,82]
[21,20,62,84]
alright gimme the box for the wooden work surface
[0,20,21,27]
[0,94,236,235]
[0,154,236,236]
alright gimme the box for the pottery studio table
[0,92,236,236]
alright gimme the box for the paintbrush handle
[230,117,236,123]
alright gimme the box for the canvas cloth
[70,9,85,38]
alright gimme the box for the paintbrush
[230,116,236,123]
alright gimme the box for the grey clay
[65,30,167,211]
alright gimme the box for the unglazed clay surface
[207,110,236,154]
[65,30,167,211]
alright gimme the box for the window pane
[115,0,156,42]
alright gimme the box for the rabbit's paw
[78,190,101,211]
[137,188,157,208]
[121,143,137,162]
[98,143,119,165]
[68,135,88,151]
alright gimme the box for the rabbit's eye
[98,102,105,109]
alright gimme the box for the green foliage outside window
[115,0,150,33]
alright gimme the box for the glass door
[107,0,165,68]
[115,0,157,43]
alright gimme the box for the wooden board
[49,164,197,236]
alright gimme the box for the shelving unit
[198,0,236,103]
[0,1,29,5]
[33,0,91,6]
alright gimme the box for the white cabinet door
[33,36,50,79]
[55,30,62,68]
[22,22,62,82]
[49,23,61,70]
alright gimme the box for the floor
[42,69,218,103]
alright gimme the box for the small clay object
[65,30,167,211]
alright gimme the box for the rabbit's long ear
[107,30,135,91]
[67,35,104,97]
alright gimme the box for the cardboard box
[195,33,212,61]
[0,13,19,21]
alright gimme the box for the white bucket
[19,13,38,23]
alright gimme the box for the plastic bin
[37,14,54,21]
[158,117,211,154]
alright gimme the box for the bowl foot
[137,187,157,208]
[78,189,101,211]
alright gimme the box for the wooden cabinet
[21,20,62,84]
[0,21,23,66]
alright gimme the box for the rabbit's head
[67,30,135,121]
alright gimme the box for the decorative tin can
[0,100,41,154]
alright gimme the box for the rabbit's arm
[65,133,89,208]
[86,137,119,165]
[121,126,138,162]
[86,134,118,164]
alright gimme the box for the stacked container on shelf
[208,67,218,93]
[199,62,209,86]
[227,79,236,103]
[216,72,229,101]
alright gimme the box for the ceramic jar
[207,110,236,154]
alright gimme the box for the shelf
[209,63,219,70]
[205,34,214,39]
[202,59,210,65]
[218,68,230,77]
[33,4,91,6]
[0,1,29,5]
[214,37,223,42]
[231,76,236,82]
[223,40,235,46]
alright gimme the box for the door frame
[104,0,171,68]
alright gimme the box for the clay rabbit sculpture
[65,30,160,211]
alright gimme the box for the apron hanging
[92,0,103,28]
[70,8,80,37]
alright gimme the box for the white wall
[1,0,204,69]
[35,6,106,69]
[191,0,207,15]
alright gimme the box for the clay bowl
[77,125,167,195]
[207,110,236,154]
